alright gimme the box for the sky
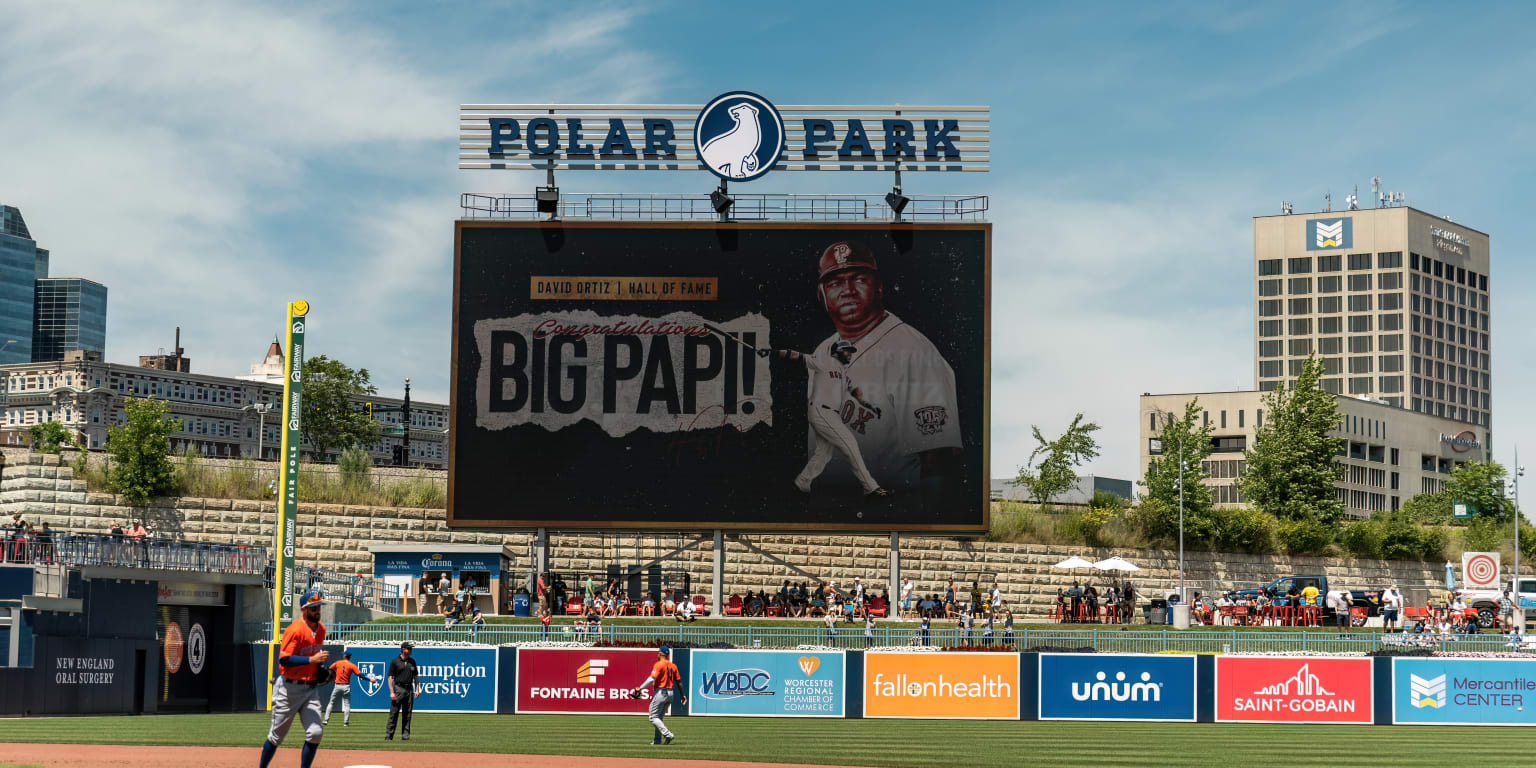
[1,1,1533,487]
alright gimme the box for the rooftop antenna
[1370,176,1382,207]
[1281,200,1294,215]
[1347,185,1359,211]
[1324,191,1331,213]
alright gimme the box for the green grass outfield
[0,713,1527,767]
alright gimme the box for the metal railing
[266,564,404,615]
[460,192,989,222]
[1,532,267,575]
[268,622,1533,654]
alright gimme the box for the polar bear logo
[700,102,763,179]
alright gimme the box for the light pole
[245,402,271,460]
[1513,449,1524,618]
[1178,434,1185,604]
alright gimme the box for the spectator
[854,577,866,618]
[1084,585,1100,622]
[435,573,451,615]
[641,592,655,616]
[1066,582,1083,623]
[864,611,876,648]
[990,582,1003,613]
[1382,586,1403,633]
[109,520,125,540]
[1284,582,1300,609]
[467,607,485,640]
[675,596,696,623]
[416,578,428,615]
[1054,588,1066,622]
[959,611,972,644]
[1189,591,1207,625]
[919,594,936,618]
[36,523,54,563]
[1300,581,1320,609]
[662,592,676,616]
[969,582,983,616]
[900,577,915,618]
[944,580,956,618]
[583,574,596,610]
[1499,590,1516,632]
[1121,582,1136,624]
[540,605,551,640]
[746,591,763,617]
[1003,609,1015,646]
[918,615,931,646]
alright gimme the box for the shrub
[1126,498,1179,546]
[1062,506,1118,548]
[1417,525,1449,560]
[29,422,72,454]
[1340,520,1383,558]
[1379,514,1431,560]
[338,446,372,487]
[1276,519,1334,555]
[1212,506,1279,554]
[1463,516,1504,552]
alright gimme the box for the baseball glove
[628,688,646,700]
[314,663,336,685]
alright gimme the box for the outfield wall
[231,644,1536,726]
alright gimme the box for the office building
[1253,206,1490,435]
[1139,391,1486,516]
[0,339,448,467]
[31,278,108,362]
[0,205,42,363]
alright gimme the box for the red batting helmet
[817,241,878,281]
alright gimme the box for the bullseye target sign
[1462,552,1500,589]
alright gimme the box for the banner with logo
[515,648,659,715]
[1038,653,1196,722]
[1215,656,1372,724]
[864,652,1018,720]
[346,646,497,713]
[1393,658,1536,725]
[450,223,990,534]
[266,299,308,705]
[1463,551,1501,590]
[688,650,844,717]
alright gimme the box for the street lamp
[1178,433,1186,605]
[1512,449,1525,620]
[245,402,271,460]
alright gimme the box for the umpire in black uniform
[385,641,419,741]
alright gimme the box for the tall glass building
[32,278,108,362]
[0,205,40,363]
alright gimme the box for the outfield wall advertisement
[1391,658,1536,725]
[1214,656,1373,724]
[346,646,497,714]
[688,650,844,717]
[515,648,658,715]
[449,222,991,533]
[863,652,1018,719]
[1038,653,1196,722]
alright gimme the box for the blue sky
[2,1,1532,485]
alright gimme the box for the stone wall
[1,453,1450,615]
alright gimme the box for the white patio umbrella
[1053,556,1096,570]
[1093,556,1141,572]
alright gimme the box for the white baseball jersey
[802,349,854,409]
[808,312,961,492]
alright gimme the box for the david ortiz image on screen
[769,239,963,505]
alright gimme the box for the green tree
[28,421,73,454]
[1240,354,1346,524]
[106,397,182,507]
[1400,489,1453,525]
[1445,461,1514,521]
[1141,399,1215,526]
[299,355,380,461]
[1013,413,1101,508]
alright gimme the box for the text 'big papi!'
[474,310,773,436]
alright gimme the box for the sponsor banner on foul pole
[514,648,658,715]
[346,646,497,713]
[688,650,845,717]
[1038,653,1196,722]
[266,299,308,703]
[1214,656,1373,724]
[863,652,1019,719]
[1392,657,1536,726]
[449,222,990,533]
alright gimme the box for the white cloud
[0,1,665,396]
[988,184,1258,486]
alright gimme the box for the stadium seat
[869,597,887,618]
[725,595,743,616]
[692,595,707,616]
[565,597,583,615]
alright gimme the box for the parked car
[1227,575,1382,622]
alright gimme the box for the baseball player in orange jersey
[259,591,329,768]
[808,240,962,496]
[323,651,379,727]
[766,342,889,500]
[630,646,687,745]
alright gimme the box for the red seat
[724,595,743,616]
[565,597,583,615]
[869,597,888,618]
[692,595,707,616]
